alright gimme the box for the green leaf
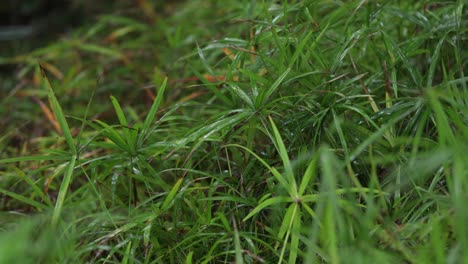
[226,144,290,194]
[75,42,123,58]
[426,33,447,88]
[350,109,412,161]
[426,89,455,145]
[110,95,129,127]
[184,110,252,145]
[161,177,184,211]
[298,154,318,196]
[259,67,290,105]
[0,155,70,164]
[0,188,48,211]
[110,95,138,155]
[269,116,297,196]
[233,216,244,264]
[41,65,77,155]
[185,251,194,264]
[243,196,291,222]
[278,203,296,240]
[289,204,301,264]
[15,167,52,207]
[227,83,254,109]
[94,120,131,153]
[140,77,168,145]
[52,156,77,225]
[382,31,422,88]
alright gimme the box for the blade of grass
[0,188,48,211]
[232,216,244,264]
[243,196,291,222]
[0,155,70,163]
[140,77,168,144]
[298,153,318,196]
[268,115,297,196]
[160,177,184,211]
[40,64,77,155]
[426,33,447,88]
[110,95,137,155]
[51,156,76,225]
[226,144,290,196]
[260,24,328,105]
[15,167,53,207]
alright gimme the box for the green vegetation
[0,1,467,263]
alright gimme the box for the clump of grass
[1,0,467,263]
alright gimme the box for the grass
[0,0,467,263]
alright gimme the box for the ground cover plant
[0,0,467,263]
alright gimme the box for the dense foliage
[1,1,467,263]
